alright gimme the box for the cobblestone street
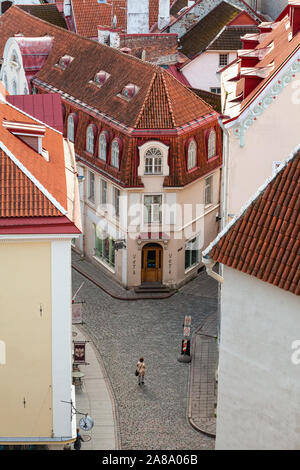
[72,267,218,450]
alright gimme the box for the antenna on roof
[112,15,117,29]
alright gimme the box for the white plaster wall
[217,267,300,450]
[182,51,236,91]
[257,0,287,19]
[226,74,300,218]
[127,0,149,34]
[1,38,28,94]
[51,239,73,439]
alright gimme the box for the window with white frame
[144,195,162,224]
[88,171,95,203]
[185,236,200,270]
[99,132,107,161]
[111,140,119,168]
[208,130,216,159]
[67,114,74,142]
[145,147,162,174]
[100,179,108,206]
[219,54,228,67]
[95,226,115,268]
[86,125,95,154]
[210,87,221,94]
[187,140,197,170]
[205,175,213,206]
[112,186,120,218]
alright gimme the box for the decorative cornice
[232,57,300,147]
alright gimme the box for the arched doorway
[141,243,163,284]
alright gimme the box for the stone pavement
[188,315,218,437]
[72,325,120,450]
[71,251,219,449]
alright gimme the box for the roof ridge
[161,70,177,127]
[164,68,215,113]
[134,71,158,129]
[12,5,159,73]
[0,140,67,216]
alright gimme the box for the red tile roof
[206,151,300,296]
[0,97,68,210]
[7,94,64,133]
[0,148,62,217]
[0,7,215,130]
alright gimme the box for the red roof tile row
[208,151,300,295]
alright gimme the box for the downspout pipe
[202,256,224,284]
[218,116,229,231]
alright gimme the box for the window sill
[207,154,219,163]
[204,203,213,210]
[93,255,115,274]
[187,166,198,174]
[185,263,200,275]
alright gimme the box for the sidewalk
[72,325,119,450]
[72,251,174,300]
[188,314,218,437]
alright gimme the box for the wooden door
[141,245,162,283]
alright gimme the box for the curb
[187,316,217,438]
[72,263,178,301]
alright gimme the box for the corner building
[0,6,223,288]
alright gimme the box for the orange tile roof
[206,151,300,296]
[0,99,68,211]
[0,148,61,217]
[69,0,173,38]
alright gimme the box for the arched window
[99,132,107,161]
[86,125,95,154]
[208,130,216,159]
[68,114,75,142]
[111,139,119,168]
[145,147,162,175]
[187,140,197,170]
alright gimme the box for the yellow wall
[0,241,52,438]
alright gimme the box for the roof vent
[56,55,74,70]
[93,70,110,86]
[120,84,139,100]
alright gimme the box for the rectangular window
[112,187,120,218]
[100,179,108,206]
[219,54,228,67]
[95,226,115,268]
[205,176,213,206]
[144,195,162,224]
[185,237,200,270]
[88,171,95,203]
[210,87,221,94]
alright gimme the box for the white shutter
[165,193,177,225]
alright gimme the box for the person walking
[73,428,84,450]
[136,357,146,385]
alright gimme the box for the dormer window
[145,147,162,175]
[207,130,216,159]
[119,84,139,100]
[56,55,74,70]
[111,139,120,168]
[187,140,197,170]
[99,131,109,161]
[86,124,97,154]
[94,70,110,86]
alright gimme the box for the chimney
[158,0,170,30]
[289,0,300,36]
[98,27,121,48]
[63,0,71,17]
[127,0,149,34]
